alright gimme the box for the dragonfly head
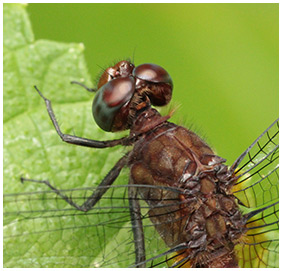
[92,60,173,132]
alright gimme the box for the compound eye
[92,77,135,132]
[133,63,173,86]
[97,67,116,89]
[133,63,173,106]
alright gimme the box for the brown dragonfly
[4,61,279,268]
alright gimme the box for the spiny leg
[70,81,96,93]
[128,182,146,267]
[34,86,133,148]
[21,154,128,212]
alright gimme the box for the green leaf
[4,3,129,267]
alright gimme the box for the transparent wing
[232,119,279,208]
[230,119,279,268]
[236,202,279,268]
[4,184,184,268]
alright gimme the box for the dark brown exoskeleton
[23,60,278,268]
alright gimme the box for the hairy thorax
[128,122,245,268]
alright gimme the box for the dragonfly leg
[21,154,128,212]
[128,182,146,267]
[70,81,97,92]
[34,86,134,148]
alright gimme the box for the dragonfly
[4,60,279,268]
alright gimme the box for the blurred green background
[27,3,278,163]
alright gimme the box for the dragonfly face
[92,61,173,132]
[3,61,279,268]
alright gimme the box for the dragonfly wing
[236,201,279,268]
[231,119,279,209]
[229,119,279,268]
[4,184,184,268]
